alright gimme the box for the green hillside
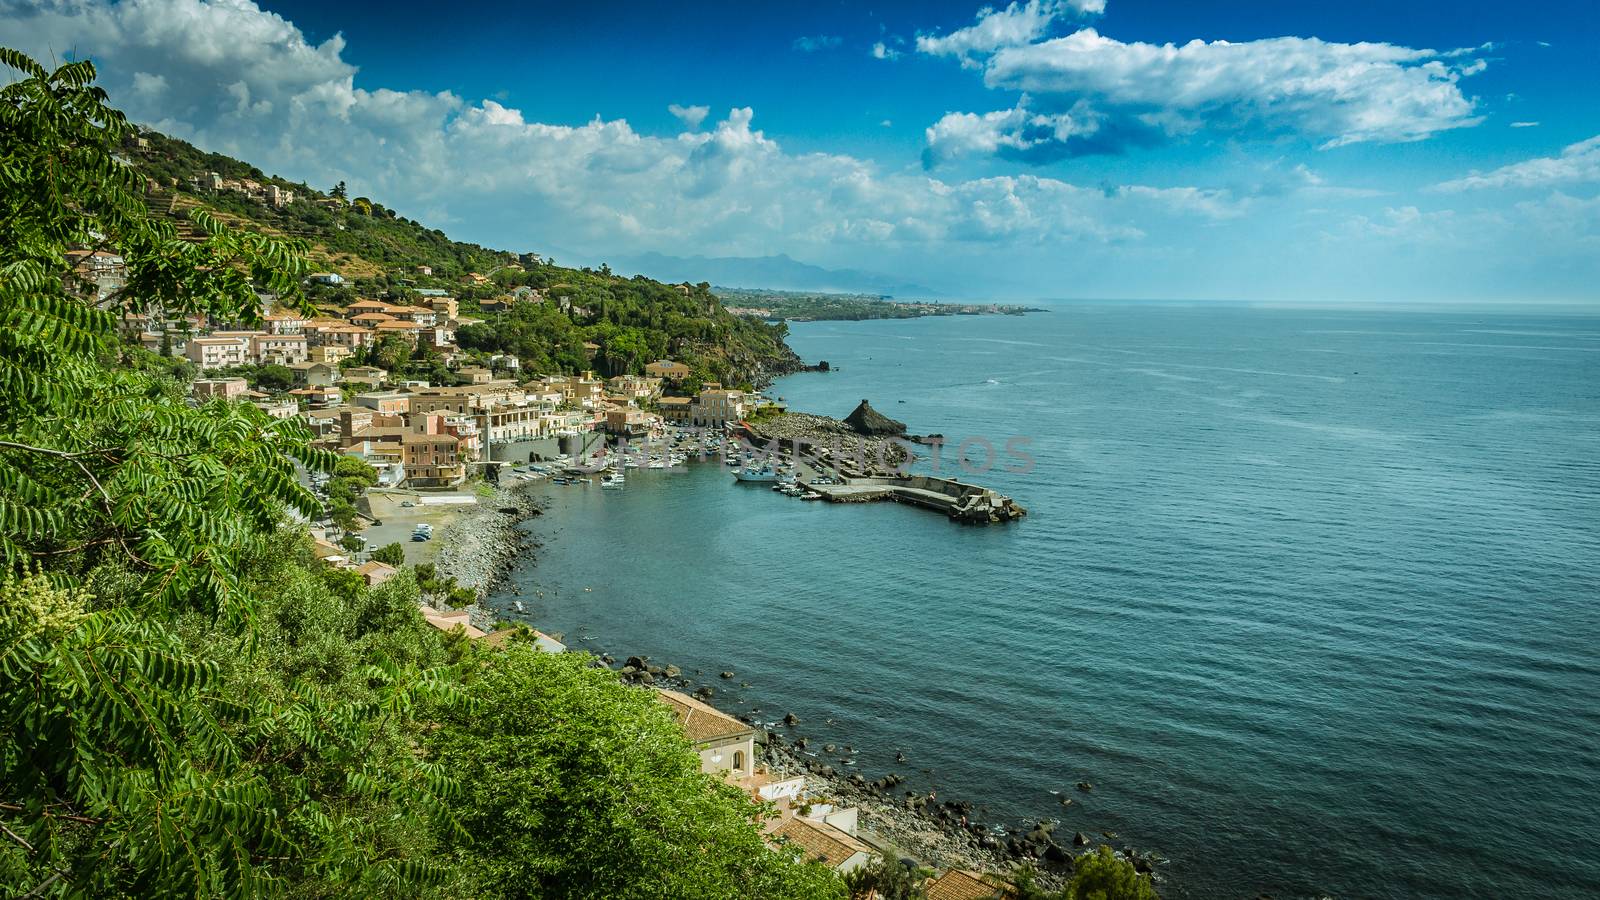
[126,129,802,389]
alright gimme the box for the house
[290,385,342,408]
[185,336,250,370]
[192,377,249,402]
[353,390,410,415]
[604,407,650,437]
[422,296,458,319]
[581,341,600,360]
[690,383,745,427]
[457,366,494,384]
[342,366,389,389]
[304,322,375,350]
[770,817,874,875]
[655,690,755,779]
[388,305,437,326]
[357,560,398,587]
[645,359,692,382]
[607,375,662,402]
[252,398,300,420]
[416,265,433,276]
[462,272,490,285]
[657,396,692,424]
[287,361,341,387]
[477,296,515,313]
[306,272,345,286]
[345,299,392,318]
[252,333,309,366]
[262,312,307,335]
[350,312,395,327]
[401,432,465,486]
[375,320,424,343]
[925,870,1017,900]
[308,344,352,364]
[419,605,486,639]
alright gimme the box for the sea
[490,303,1600,899]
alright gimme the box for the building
[252,333,309,366]
[457,366,494,384]
[262,312,307,335]
[308,344,352,364]
[645,359,692,382]
[655,690,755,779]
[304,322,374,351]
[290,385,342,408]
[690,383,745,427]
[769,817,874,875]
[608,375,662,402]
[375,320,424,343]
[604,407,650,437]
[306,272,345,286]
[192,377,249,402]
[252,398,300,420]
[185,336,250,371]
[416,265,433,276]
[401,432,465,486]
[351,312,395,328]
[657,396,692,424]
[345,299,392,318]
[342,366,389,390]
[353,390,410,415]
[357,560,398,587]
[422,295,458,319]
[925,870,1017,900]
[287,361,341,387]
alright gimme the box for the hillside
[125,129,802,389]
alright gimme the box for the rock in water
[844,399,906,436]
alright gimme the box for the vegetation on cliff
[0,48,840,898]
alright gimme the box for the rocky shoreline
[432,479,544,629]
[428,474,1139,888]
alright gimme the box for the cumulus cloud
[919,15,1486,163]
[870,41,901,61]
[917,0,1102,67]
[0,0,1240,264]
[1433,135,1600,191]
[924,99,1161,165]
[792,34,842,52]
[668,103,709,130]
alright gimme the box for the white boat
[601,473,625,489]
[734,466,779,483]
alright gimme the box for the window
[732,750,745,772]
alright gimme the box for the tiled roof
[656,689,754,744]
[925,871,1015,900]
[771,817,871,870]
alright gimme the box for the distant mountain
[610,252,943,298]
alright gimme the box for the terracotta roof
[352,312,395,323]
[656,689,754,744]
[926,870,1015,900]
[376,320,422,330]
[771,817,872,870]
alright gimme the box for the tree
[0,50,460,897]
[331,180,346,200]
[1062,848,1158,900]
[844,857,928,899]
[371,542,406,566]
[427,647,844,899]
[255,363,294,391]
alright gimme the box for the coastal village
[71,237,1043,894]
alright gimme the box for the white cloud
[917,0,1102,67]
[0,0,1238,265]
[668,103,709,130]
[792,35,842,52]
[1433,135,1600,192]
[871,41,902,61]
[924,100,1141,165]
[918,15,1486,162]
[1510,121,1540,128]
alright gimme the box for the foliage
[0,48,842,900]
[426,646,846,899]
[370,542,406,566]
[844,857,929,899]
[1012,849,1160,900]
[255,363,295,391]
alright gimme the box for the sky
[4,0,1599,303]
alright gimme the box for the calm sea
[492,304,1600,899]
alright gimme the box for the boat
[734,466,779,483]
[801,491,823,501]
[601,473,625,489]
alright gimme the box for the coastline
[440,463,1155,889]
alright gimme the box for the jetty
[735,401,1026,525]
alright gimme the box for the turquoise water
[492,305,1600,898]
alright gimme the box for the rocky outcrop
[844,399,906,436]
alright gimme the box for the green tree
[1063,848,1158,900]
[427,646,844,899]
[371,542,406,566]
[255,362,294,391]
[844,857,928,899]
[334,455,380,485]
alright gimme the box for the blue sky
[5,0,1598,302]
